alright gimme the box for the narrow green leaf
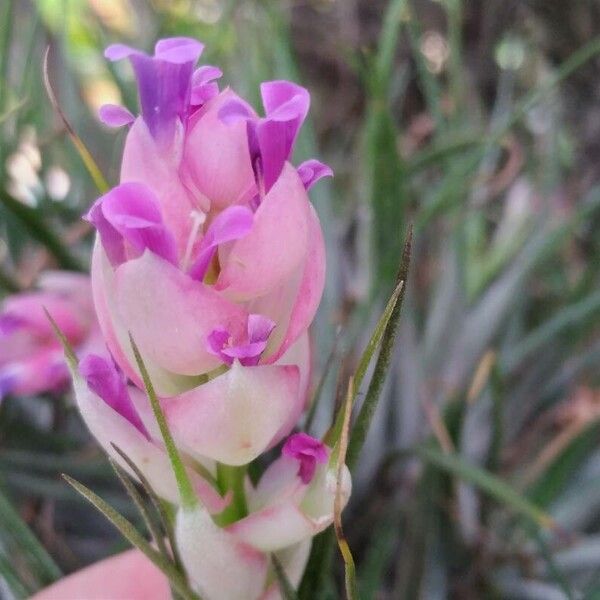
[129,334,197,510]
[325,282,402,447]
[414,445,555,530]
[376,0,408,82]
[62,475,200,600]
[346,226,412,469]
[0,489,61,585]
[110,459,169,559]
[111,443,182,569]
[43,307,78,368]
[272,554,299,600]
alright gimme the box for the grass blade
[111,443,182,569]
[62,475,199,600]
[325,282,402,447]
[414,445,555,530]
[129,334,197,510]
[109,459,169,559]
[346,226,412,469]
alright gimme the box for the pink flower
[88,37,331,399]
[0,272,99,400]
[175,434,350,599]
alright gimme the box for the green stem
[215,464,248,525]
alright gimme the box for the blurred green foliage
[1,0,600,598]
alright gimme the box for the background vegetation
[1,0,600,598]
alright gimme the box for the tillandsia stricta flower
[0,272,99,400]
[81,36,332,468]
[34,35,353,600]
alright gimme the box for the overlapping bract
[60,36,350,599]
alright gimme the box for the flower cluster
[61,37,350,599]
[0,272,98,401]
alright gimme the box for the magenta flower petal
[106,37,203,145]
[120,118,203,254]
[98,104,135,128]
[188,204,254,281]
[104,43,141,61]
[86,182,178,267]
[191,65,223,107]
[154,38,204,63]
[256,81,310,191]
[282,433,328,484]
[248,314,276,345]
[297,159,333,190]
[206,314,275,367]
[80,353,149,439]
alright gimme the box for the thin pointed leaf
[325,281,403,447]
[62,475,200,600]
[111,443,182,569]
[109,459,169,559]
[346,226,412,469]
[44,307,78,368]
[129,334,197,510]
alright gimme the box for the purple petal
[106,38,203,144]
[154,38,204,63]
[249,81,310,192]
[206,328,232,363]
[80,354,149,438]
[98,104,135,128]
[104,43,141,61]
[297,159,333,190]
[247,314,276,344]
[282,433,328,484]
[190,66,223,107]
[218,98,254,125]
[188,205,254,281]
[220,341,269,366]
[193,65,223,86]
[205,313,275,367]
[86,183,178,267]
[261,80,310,120]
